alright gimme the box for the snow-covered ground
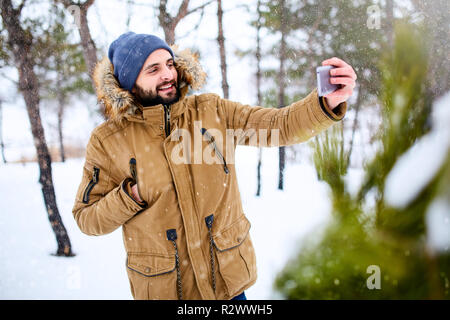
[0,145,340,299]
[1,90,449,299]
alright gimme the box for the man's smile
[158,82,176,93]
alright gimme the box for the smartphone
[316,65,339,97]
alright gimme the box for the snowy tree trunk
[57,0,101,116]
[77,3,98,77]
[255,0,262,197]
[277,0,287,190]
[1,0,73,257]
[54,51,66,163]
[57,0,97,78]
[57,95,66,163]
[217,0,229,99]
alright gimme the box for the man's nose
[160,65,173,81]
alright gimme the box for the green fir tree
[275,20,450,300]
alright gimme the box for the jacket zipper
[82,166,100,204]
[164,104,171,138]
[201,128,229,174]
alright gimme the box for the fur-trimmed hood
[93,45,206,121]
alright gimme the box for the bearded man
[72,32,356,300]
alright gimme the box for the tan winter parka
[72,46,347,300]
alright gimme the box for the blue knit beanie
[108,32,174,92]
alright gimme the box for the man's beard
[133,82,180,107]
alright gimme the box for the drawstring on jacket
[205,214,216,293]
[166,216,217,299]
[166,229,182,300]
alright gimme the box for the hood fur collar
[93,45,206,121]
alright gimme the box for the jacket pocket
[126,252,178,300]
[127,252,175,276]
[212,215,257,297]
[82,166,100,204]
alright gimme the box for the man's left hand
[321,57,357,110]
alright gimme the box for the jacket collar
[93,45,206,123]
[124,99,186,124]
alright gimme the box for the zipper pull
[92,167,99,183]
[205,214,214,229]
[166,229,178,241]
[129,158,137,181]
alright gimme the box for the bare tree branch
[17,0,28,13]
[173,0,190,26]
[186,0,214,16]
[0,71,19,86]
[56,0,94,10]
[158,0,213,45]
[81,0,95,10]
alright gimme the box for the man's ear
[131,86,136,94]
